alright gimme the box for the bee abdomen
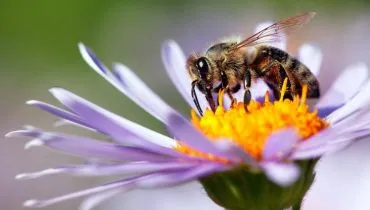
[261,47,320,98]
[266,47,289,63]
[282,56,320,98]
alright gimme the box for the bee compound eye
[196,57,209,78]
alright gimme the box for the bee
[186,12,320,115]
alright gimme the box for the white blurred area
[103,182,222,210]
[2,3,370,210]
[303,139,370,210]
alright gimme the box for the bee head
[186,53,211,93]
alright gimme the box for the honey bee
[186,12,320,115]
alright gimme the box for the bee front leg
[191,81,204,116]
[243,70,252,110]
[206,88,216,112]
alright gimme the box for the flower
[7,22,370,210]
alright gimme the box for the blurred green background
[2,1,370,210]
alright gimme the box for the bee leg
[191,81,203,116]
[220,71,228,89]
[265,82,281,100]
[217,71,230,107]
[213,84,223,107]
[260,61,292,100]
[243,71,252,110]
[244,90,251,110]
[205,88,216,112]
[260,61,281,74]
[228,84,241,107]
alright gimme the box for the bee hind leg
[244,90,251,110]
[260,61,295,100]
[243,70,252,111]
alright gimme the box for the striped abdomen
[250,46,320,99]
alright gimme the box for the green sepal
[200,160,317,210]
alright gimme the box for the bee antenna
[191,81,203,116]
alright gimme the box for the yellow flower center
[175,79,328,162]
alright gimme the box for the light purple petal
[78,43,173,124]
[136,163,227,188]
[292,139,352,160]
[29,93,182,159]
[214,139,257,166]
[26,100,96,132]
[16,162,200,179]
[254,21,286,50]
[336,127,370,141]
[78,43,111,74]
[316,62,369,116]
[263,128,299,161]
[15,168,65,180]
[317,105,343,119]
[222,88,243,109]
[48,88,180,148]
[161,40,208,114]
[297,44,322,77]
[6,129,174,162]
[261,162,300,187]
[54,119,97,132]
[293,113,360,155]
[249,79,273,102]
[293,127,335,154]
[26,100,90,129]
[23,164,225,209]
[294,129,370,160]
[166,113,241,161]
[112,63,177,123]
[344,112,370,132]
[327,81,370,124]
[332,105,370,131]
[23,176,139,208]
[46,89,197,160]
[291,126,370,160]
[79,189,123,210]
[161,40,191,104]
[293,110,370,160]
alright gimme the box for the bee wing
[229,12,316,51]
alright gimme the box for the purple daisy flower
[7,21,370,210]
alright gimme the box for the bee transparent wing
[229,12,316,51]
